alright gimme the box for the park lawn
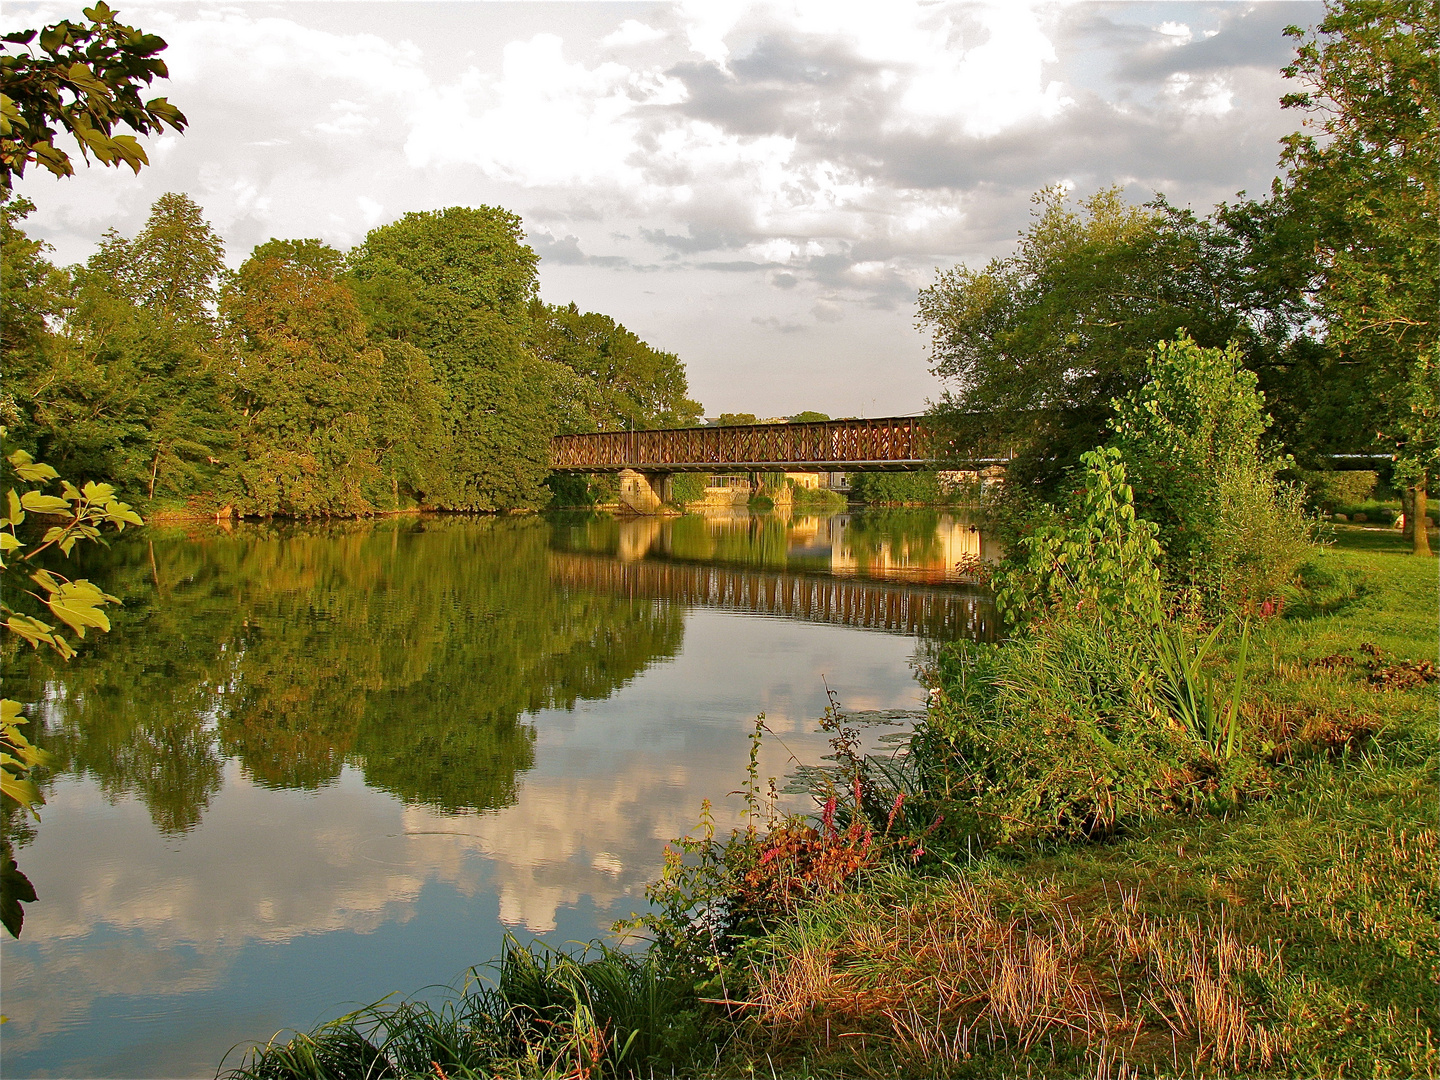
[720,527,1438,1079]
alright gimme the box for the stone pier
[617,469,675,514]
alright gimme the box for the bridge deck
[551,416,998,473]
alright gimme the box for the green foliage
[915,617,1259,852]
[1110,334,1312,610]
[787,410,830,423]
[848,471,943,505]
[993,448,1163,629]
[0,2,187,187]
[919,186,1251,495]
[666,473,706,506]
[223,240,386,517]
[1279,0,1438,552]
[714,412,758,426]
[7,192,238,505]
[90,192,223,325]
[789,483,845,513]
[1151,621,1251,760]
[529,300,702,432]
[1304,469,1377,510]
[351,207,552,511]
[1,436,138,936]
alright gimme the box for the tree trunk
[1413,477,1431,556]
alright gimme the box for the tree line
[1,193,703,517]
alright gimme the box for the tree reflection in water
[7,517,686,838]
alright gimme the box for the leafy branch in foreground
[1,431,140,937]
[0,2,187,188]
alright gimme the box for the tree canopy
[918,187,1248,494]
[4,195,705,517]
[1278,0,1436,552]
[530,300,702,432]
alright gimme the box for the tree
[0,2,186,188]
[89,192,224,326]
[529,300,703,431]
[350,207,553,511]
[1110,335,1311,609]
[917,187,1250,497]
[14,193,235,505]
[1279,0,1437,554]
[715,412,759,426]
[1,4,179,942]
[0,193,65,445]
[223,239,384,516]
[787,411,831,424]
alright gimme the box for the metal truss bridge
[550,416,1005,473]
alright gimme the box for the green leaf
[19,492,70,515]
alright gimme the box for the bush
[849,471,943,505]
[913,616,1260,851]
[992,448,1163,629]
[1303,469,1377,509]
[666,473,706,507]
[1110,334,1312,613]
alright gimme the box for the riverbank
[719,530,1437,1078]
[224,525,1435,1078]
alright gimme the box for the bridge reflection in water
[549,553,994,639]
[548,511,998,640]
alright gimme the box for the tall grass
[1151,620,1250,759]
[221,936,701,1080]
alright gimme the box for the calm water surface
[1,510,994,1077]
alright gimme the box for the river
[0,509,995,1077]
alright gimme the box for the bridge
[549,416,1014,473]
[549,552,997,640]
[550,416,1010,512]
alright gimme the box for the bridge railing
[550,416,936,472]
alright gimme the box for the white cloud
[602,18,666,48]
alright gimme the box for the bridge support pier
[617,469,675,515]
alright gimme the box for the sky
[6,0,1324,418]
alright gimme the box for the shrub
[1304,469,1377,509]
[913,617,1261,851]
[992,448,1163,629]
[849,471,944,505]
[666,473,706,507]
[1110,334,1312,613]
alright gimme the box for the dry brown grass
[742,877,1285,1075]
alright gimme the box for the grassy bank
[223,528,1436,1078]
[719,526,1437,1078]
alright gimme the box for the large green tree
[917,187,1249,496]
[1279,0,1437,554]
[223,239,385,517]
[529,300,703,431]
[350,207,553,511]
[13,193,236,504]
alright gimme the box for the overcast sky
[7,1,1323,418]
